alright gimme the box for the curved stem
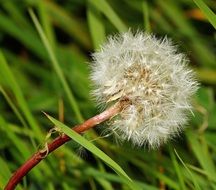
[4,104,121,190]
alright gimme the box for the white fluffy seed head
[90,31,199,149]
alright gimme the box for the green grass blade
[150,8,173,33]
[85,167,158,190]
[186,132,216,181]
[0,86,36,147]
[89,0,127,32]
[174,149,201,190]
[158,0,216,68]
[0,117,43,185]
[29,9,84,123]
[0,157,11,189]
[0,117,31,160]
[187,164,216,183]
[0,86,28,131]
[169,147,186,190]
[132,158,179,189]
[95,159,113,190]
[2,1,31,30]
[0,13,47,60]
[0,51,43,141]
[44,1,91,50]
[142,1,151,32]
[0,157,22,190]
[37,1,56,49]
[87,2,106,49]
[45,114,142,190]
[193,0,216,29]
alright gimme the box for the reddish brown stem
[4,104,121,190]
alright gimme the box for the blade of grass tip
[89,0,127,32]
[193,0,216,29]
[45,114,142,190]
[28,9,83,123]
[142,1,151,33]
[169,147,186,190]
[174,148,201,190]
[87,2,106,49]
[0,86,36,148]
[0,51,43,141]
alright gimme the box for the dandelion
[91,31,198,148]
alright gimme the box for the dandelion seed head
[90,31,198,148]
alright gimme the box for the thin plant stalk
[4,103,122,190]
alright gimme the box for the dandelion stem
[4,104,122,190]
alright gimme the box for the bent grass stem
[4,104,122,190]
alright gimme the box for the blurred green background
[0,0,216,189]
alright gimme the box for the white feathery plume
[90,31,199,148]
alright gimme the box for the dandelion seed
[90,31,199,148]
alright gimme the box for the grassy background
[0,0,216,189]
